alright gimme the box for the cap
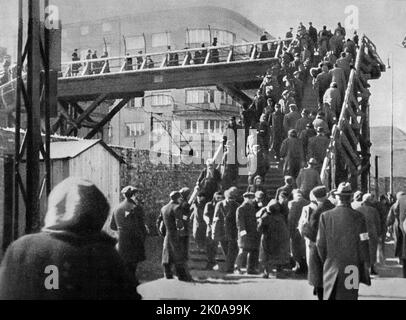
[353,190,363,201]
[288,129,297,137]
[179,187,191,199]
[243,191,255,198]
[308,158,318,165]
[170,191,182,201]
[316,126,325,133]
[362,193,373,202]
[335,182,353,196]
[312,186,327,199]
[121,186,138,197]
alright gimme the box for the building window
[126,122,145,137]
[127,35,145,51]
[220,92,235,105]
[186,89,214,104]
[187,29,211,45]
[151,93,172,106]
[152,32,170,48]
[186,120,199,133]
[102,22,112,33]
[212,30,235,45]
[187,29,235,45]
[80,25,89,36]
[204,120,222,133]
[152,120,170,134]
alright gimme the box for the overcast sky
[1,0,405,131]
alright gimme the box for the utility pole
[389,52,394,195]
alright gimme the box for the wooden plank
[342,119,359,147]
[340,132,361,167]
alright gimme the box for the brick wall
[111,146,204,233]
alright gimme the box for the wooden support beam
[340,132,361,167]
[84,98,130,139]
[342,119,359,148]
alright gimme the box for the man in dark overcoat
[280,129,304,179]
[161,191,192,281]
[212,187,240,273]
[111,186,148,279]
[316,182,371,300]
[288,189,310,274]
[235,192,260,274]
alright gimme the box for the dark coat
[212,199,240,242]
[236,202,260,251]
[161,201,186,265]
[387,198,406,259]
[301,199,335,287]
[317,205,371,300]
[197,168,222,201]
[0,232,139,300]
[110,199,147,264]
[288,198,310,261]
[275,184,294,201]
[307,134,330,168]
[258,202,290,265]
[191,201,207,247]
[280,137,304,179]
[357,203,381,265]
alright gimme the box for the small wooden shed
[42,139,123,208]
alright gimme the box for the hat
[43,177,110,234]
[243,191,255,199]
[279,191,289,198]
[362,193,373,203]
[121,185,138,197]
[308,158,318,165]
[225,187,239,199]
[179,187,191,199]
[335,182,353,195]
[312,186,327,199]
[353,190,363,201]
[288,129,297,137]
[316,126,325,133]
[170,191,182,201]
[330,81,338,88]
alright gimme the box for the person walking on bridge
[307,127,330,173]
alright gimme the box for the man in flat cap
[299,185,335,300]
[235,192,260,274]
[160,191,192,281]
[111,186,148,280]
[316,182,371,300]
[212,187,240,273]
[283,104,301,136]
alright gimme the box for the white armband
[182,215,188,221]
[240,230,247,237]
[360,233,369,241]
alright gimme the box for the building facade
[60,6,265,156]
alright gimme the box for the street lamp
[387,53,394,195]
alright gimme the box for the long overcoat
[191,201,207,248]
[387,198,406,259]
[111,199,147,264]
[317,205,371,300]
[212,199,240,242]
[161,201,186,265]
[257,202,290,266]
[236,202,260,251]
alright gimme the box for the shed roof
[40,139,124,163]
